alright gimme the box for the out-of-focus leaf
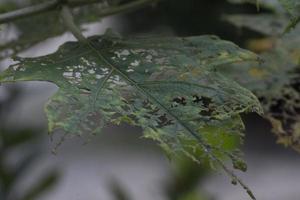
[0,163,14,193]
[0,32,262,197]
[22,170,59,200]
[0,129,37,149]
[109,179,131,200]
[0,151,40,198]
[166,156,209,200]
[219,26,300,152]
[0,128,59,200]
[178,192,209,200]
[0,2,17,13]
[278,0,300,30]
[227,0,300,31]
[227,0,284,11]
[13,150,41,182]
[224,14,288,36]
[0,128,42,199]
[279,0,300,16]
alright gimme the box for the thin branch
[60,5,88,43]
[92,0,160,18]
[0,0,160,25]
[0,0,59,24]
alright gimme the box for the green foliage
[109,180,131,200]
[0,0,117,60]
[224,1,300,152]
[228,0,300,31]
[165,155,212,200]
[223,32,300,151]
[229,0,283,10]
[0,32,262,197]
[278,0,300,29]
[0,128,59,200]
[224,14,288,36]
[1,0,300,199]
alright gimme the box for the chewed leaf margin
[0,33,262,199]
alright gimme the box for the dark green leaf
[0,33,262,198]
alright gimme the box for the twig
[60,5,88,43]
[0,0,160,25]
[92,0,160,18]
[0,0,59,24]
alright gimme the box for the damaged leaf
[0,33,262,198]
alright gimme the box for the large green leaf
[0,33,262,198]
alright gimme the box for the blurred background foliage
[0,85,59,200]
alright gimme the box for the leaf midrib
[84,39,257,200]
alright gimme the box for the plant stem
[60,5,88,43]
[0,0,160,25]
[0,0,59,24]
[92,0,160,18]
